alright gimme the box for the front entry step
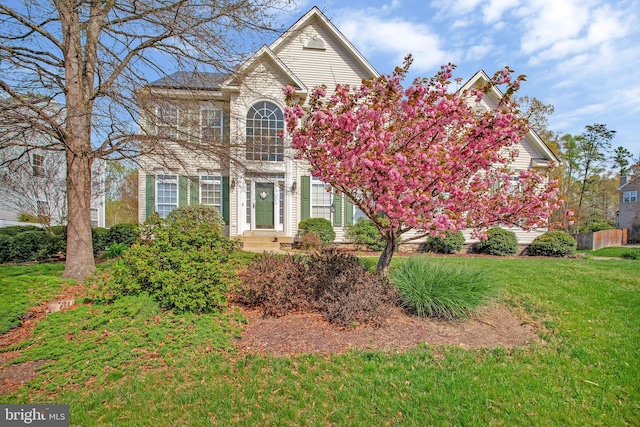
[236,231,294,253]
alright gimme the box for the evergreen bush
[106,223,140,247]
[527,231,577,257]
[165,205,224,231]
[10,230,47,262]
[424,231,465,254]
[345,218,385,251]
[473,227,518,256]
[298,218,335,246]
[91,227,110,254]
[92,215,239,313]
[0,235,13,263]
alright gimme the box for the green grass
[1,258,639,426]
[0,263,72,334]
[580,246,640,258]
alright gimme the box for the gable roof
[459,70,560,164]
[267,6,379,79]
[619,174,640,191]
[222,45,308,94]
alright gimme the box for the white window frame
[156,106,178,140]
[311,176,333,221]
[200,175,222,213]
[156,174,178,218]
[623,190,638,203]
[245,101,284,162]
[201,108,223,144]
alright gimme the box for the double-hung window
[200,176,222,213]
[32,153,44,177]
[623,191,638,203]
[156,174,178,217]
[311,176,332,221]
[157,106,178,140]
[201,108,223,144]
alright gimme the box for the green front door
[255,182,274,229]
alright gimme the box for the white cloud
[482,0,520,23]
[335,13,454,73]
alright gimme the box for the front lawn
[1,257,639,426]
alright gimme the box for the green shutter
[222,176,230,225]
[301,176,310,221]
[145,174,156,219]
[178,175,188,207]
[190,176,199,205]
[344,197,354,226]
[332,192,343,226]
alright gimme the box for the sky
[279,0,640,159]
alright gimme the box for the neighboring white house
[137,6,558,247]
[0,100,106,228]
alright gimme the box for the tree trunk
[62,148,95,282]
[376,232,398,276]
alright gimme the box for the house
[0,99,106,229]
[618,175,640,242]
[137,6,558,249]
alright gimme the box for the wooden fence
[572,229,629,251]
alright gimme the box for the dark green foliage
[527,231,577,257]
[346,218,385,251]
[621,250,640,260]
[0,235,13,263]
[237,249,397,327]
[39,232,66,261]
[578,220,614,233]
[104,243,128,259]
[424,231,465,254]
[236,254,311,317]
[92,215,239,313]
[91,227,110,254]
[390,257,497,320]
[0,225,42,237]
[165,205,225,231]
[106,223,140,247]
[298,218,335,246]
[473,228,518,256]
[10,231,47,262]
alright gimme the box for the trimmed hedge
[298,218,335,246]
[473,228,518,256]
[106,223,140,247]
[527,231,577,257]
[424,231,465,254]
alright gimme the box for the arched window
[246,101,284,161]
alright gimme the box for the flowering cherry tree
[284,56,559,275]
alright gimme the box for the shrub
[346,218,385,251]
[38,232,66,261]
[104,243,128,259]
[0,225,42,237]
[0,235,13,263]
[390,257,497,320]
[236,254,311,317]
[10,230,47,262]
[92,215,239,313]
[106,223,140,247]
[621,250,640,260]
[236,249,397,327]
[299,231,324,251]
[473,227,518,256]
[298,218,335,246]
[165,205,224,231]
[92,227,110,254]
[424,231,465,254]
[306,249,397,327]
[527,231,577,257]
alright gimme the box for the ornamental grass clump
[389,257,498,320]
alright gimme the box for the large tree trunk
[376,232,398,276]
[62,146,95,282]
